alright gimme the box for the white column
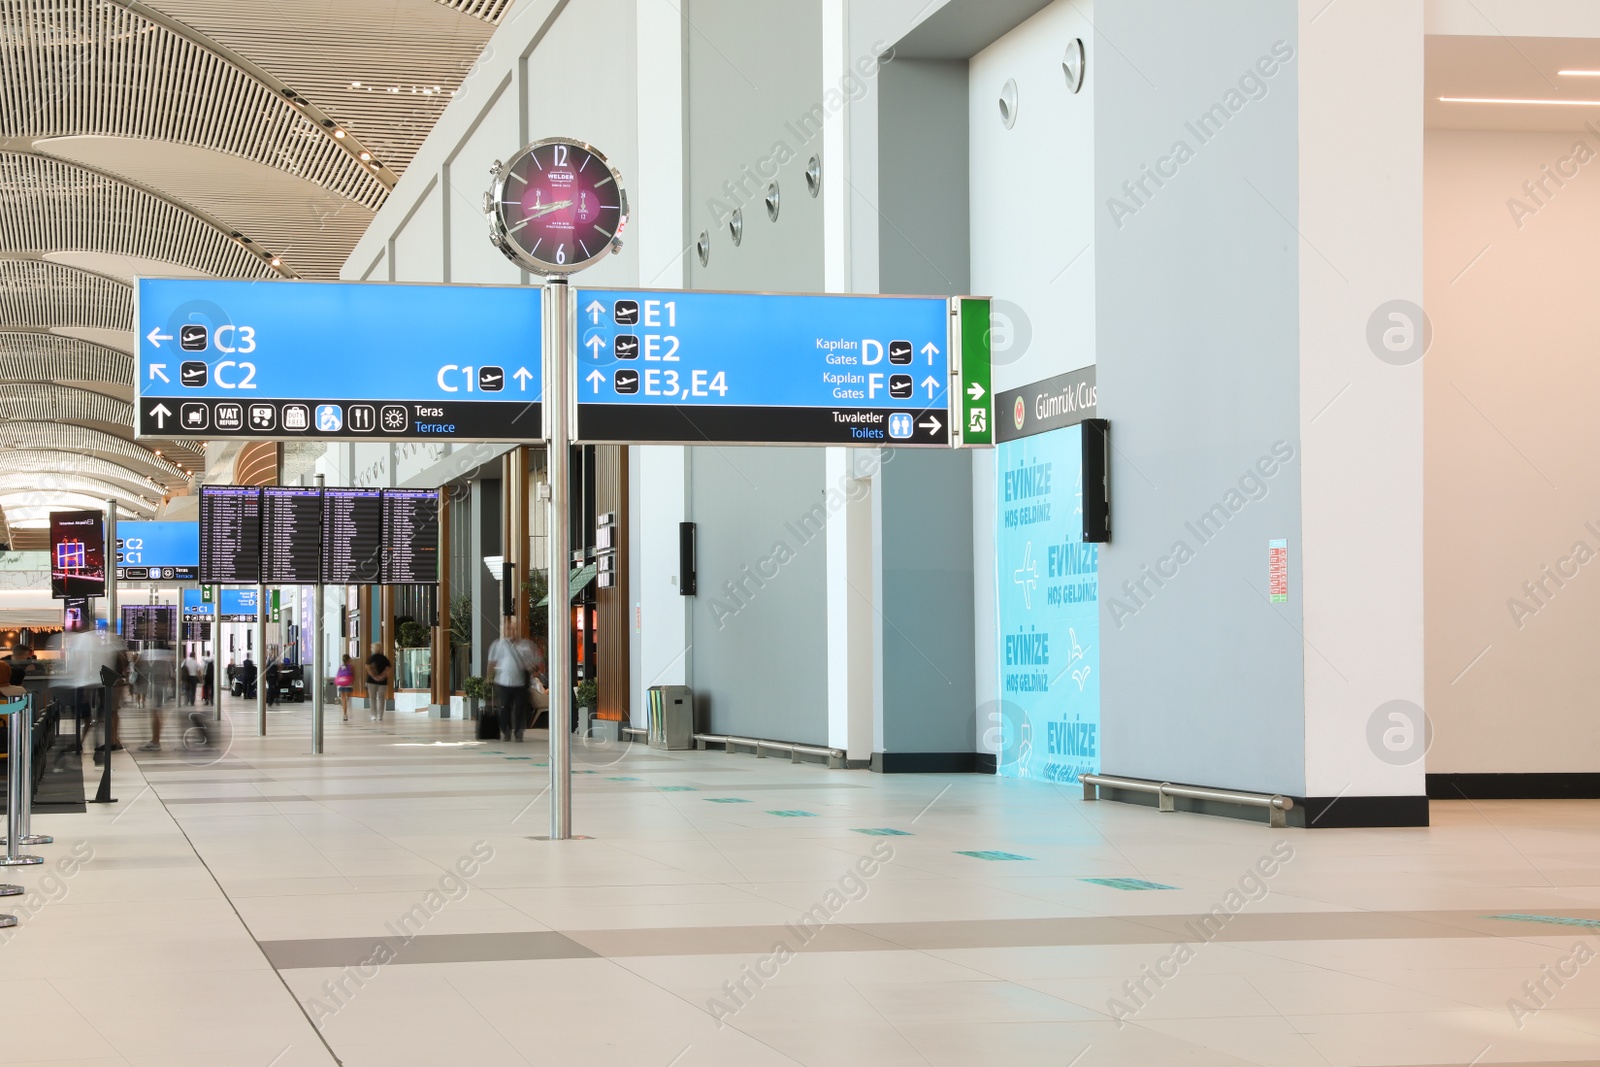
[1297,0,1425,797]
[632,0,691,723]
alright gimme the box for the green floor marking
[705,798,751,804]
[1081,877,1175,891]
[956,850,1034,862]
[767,810,817,817]
[852,828,912,836]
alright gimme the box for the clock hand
[526,199,574,219]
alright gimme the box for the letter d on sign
[861,340,883,365]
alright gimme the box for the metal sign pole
[547,277,573,841]
[312,474,325,755]
[256,581,267,736]
[90,500,118,805]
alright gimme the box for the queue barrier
[1079,772,1293,828]
[2,692,46,926]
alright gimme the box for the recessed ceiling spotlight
[351,80,362,88]
[269,257,282,267]
[333,129,346,138]
[359,151,372,161]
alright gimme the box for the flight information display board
[323,488,383,584]
[262,487,323,585]
[382,489,438,584]
[199,486,261,584]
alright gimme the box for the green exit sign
[953,297,992,447]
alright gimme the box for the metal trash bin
[647,685,695,750]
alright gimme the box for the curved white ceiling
[0,0,507,529]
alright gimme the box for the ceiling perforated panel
[0,154,273,278]
[0,331,133,387]
[0,420,183,481]
[144,0,505,177]
[0,0,388,211]
[0,258,131,330]
[0,451,161,496]
[0,381,131,427]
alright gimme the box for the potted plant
[463,676,490,720]
[575,679,598,736]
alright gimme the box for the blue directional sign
[574,289,955,446]
[136,279,543,441]
[181,588,214,621]
[115,520,199,581]
[218,588,259,622]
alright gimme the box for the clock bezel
[486,136,630,277]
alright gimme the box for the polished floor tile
[9,695,1600,1066]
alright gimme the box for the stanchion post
[546,277,573,840]
[256,581,267,736]
[1,695,43,869]
[4,692,51,846]
[312,473,325,755]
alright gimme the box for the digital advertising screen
[50,509,105,599]
[993,423,1100,784]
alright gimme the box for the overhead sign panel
[219,588,259,622]
[574,289,978,447]
[136,279,543,441]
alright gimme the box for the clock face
[491,139,627,274]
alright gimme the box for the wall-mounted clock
[485,137,629,275]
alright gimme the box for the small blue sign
[219,588,258,621]
[575,288,953,446]
[181,589,214,619]
[137,279,543,441]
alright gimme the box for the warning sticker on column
[1268,539,1288,602]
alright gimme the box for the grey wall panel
[689,446,829,743]
[685,0,823,292]
[682,0,828,742]
[880,447,975,754]
[878,59,970,297]
[1094,0,1305,795]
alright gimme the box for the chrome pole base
[0,855,43,867]
[0,914,15,928]
[3,835,53,846]
[0,884,22,897]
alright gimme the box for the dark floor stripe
[261,930,597,969]
[257,908,1600,968]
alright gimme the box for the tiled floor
[6,696,1600,1065]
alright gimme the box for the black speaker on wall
[679,522,697,596]
[501,561,515,618]
[1082,418,1110,543]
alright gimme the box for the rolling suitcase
[476,708,500,741]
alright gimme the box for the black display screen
[382,489,439,584]
[262,487,323,585]
[199,486,261,584]
[322,488,384,584]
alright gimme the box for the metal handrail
[1080,772,1293,828]
[697,732,846,769]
